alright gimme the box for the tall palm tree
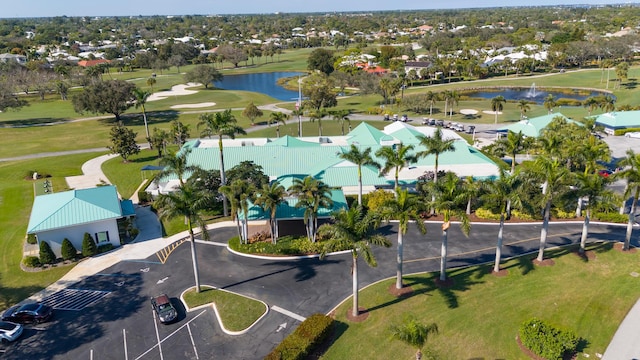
[390,318,439,360]
[133,88,152,143]
[448,90,460,118]
[462,176,482,215]
[418,127,456,214]
[583,97,599,116]
[573,172,616,253]
[614,149,640,251]
[197,110,247,216]
[480,170,522,273]
[490,95,506,124]
[425,91,438,116]
[339,145,380,206]
[309,109,327,137]
[521,157,571,262]
[381,189,426,289]
[331,109,351,135]
[156,183,211,293]
[219,179,255,243]
[425,172,470,282]
[319,204,391,317]
[543,94,557,114]
[269,111,290,138]
[255,181,286,244]
[291,108,304,137]
[288,176,333,243]
[600,95,616,113]
[157,148,196,187]
[375,143,417,195]
[492,130,529,173]
[516,99,531,119]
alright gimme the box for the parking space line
[123,329,128,360]
[134,309,207,360]
[153,311,164,360]
[271,306,306,322]
[187,323,199,360]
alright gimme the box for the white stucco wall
[35,219,121,258]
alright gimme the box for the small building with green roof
[27,185,135,258]
[594,110,640,135]
[497,113,574,138]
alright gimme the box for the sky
[0,0,636,18]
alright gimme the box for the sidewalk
[602,298,640,359]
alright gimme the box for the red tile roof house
[77,59,111,67]
[27,186,135,258]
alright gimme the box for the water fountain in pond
[526,83,538,98]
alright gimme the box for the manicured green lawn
[0,153,103,308]
[322,242,639,359]
[183,285,267,331]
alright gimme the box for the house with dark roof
[27,185,135,258]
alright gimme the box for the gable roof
[28,186,123,233]
[240,189,348,220]
[264,135,320,148]
[594,111,640,129]
[77,59,111,67]
[497,113,574,137]
[347,122,393,145]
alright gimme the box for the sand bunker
[483,110,503,115]
[147,83,201,102]
[170,102,217,109]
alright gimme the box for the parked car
[465,125,476,134]
[624,132,640,139]
[598,169,613,177]
[1,303,53,324]
[383,114,390,121]
[400,114,409,122]
[392,114,399,121]
[151,294,178,324]
[0,321,23,344]
[435,120,445,127]
[452,123,465,132]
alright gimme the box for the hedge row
[519,318,579,360]
[265,313,334,360]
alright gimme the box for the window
[96,231,109,244]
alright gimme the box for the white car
[624,132,640,138]
[0,321,23,344]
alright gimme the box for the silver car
[0,321,24,344]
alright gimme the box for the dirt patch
[434,277,455,288]
[491,268,509,277]
[388,283,414,298]
[345,307,369,322]
[532,258,556,267]
[573,250,596,260]
[613,242,638,253]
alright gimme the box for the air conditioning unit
[319,137,331,144]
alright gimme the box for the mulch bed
[388,283,414,298]
[434,277,455,288]
[345,307,369,322]
[573,250,596,260]
[532,258,555,266]
[613,242,638,253]
[491,268,509,277]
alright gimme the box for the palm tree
[389,318,439,360]
[288,176,333,243]
[583,97,599,116]
[269,111,289,138]
[516,99,531,119]
[146,77,156,92]
[155,183,211,293]
[492,130,529,173]
[255,181,286,244]
[375,143,417,195]
[319,204,391,317]
[339,145,380,206]
[418,127,456,214]
[309,109,327,137]
[573,172,616,254]
[197,110,247,217]
[481,170,522,272]
[462,176,482,215]
[381,189,426,289]
[614,149,640,251]
[521,157,571,262]
[543,94,557,114]
[156,148,196,187]
[448,90,460,118]
[331,109,351,135]
[425,91,438,116]
[133,88,152,143]
[600,95,616,113]
[490,95,506,124]
[219,179,255,243]
[292,108,304,137]
[425,172,470,282]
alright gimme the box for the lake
[213,71,304,101]
[465,85,612,104]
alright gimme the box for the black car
[151,294,178,324]
[1,303,53,324]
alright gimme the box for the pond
[213,71,304,101]
[464,84,612,104]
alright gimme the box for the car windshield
[20,303,40,312]
[0,322,16,331]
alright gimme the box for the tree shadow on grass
[0,117,69,127]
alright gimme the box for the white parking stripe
[271,306,306,322]
[187,323,199,360]
[153,310,164,360]
[134,309,207,360]
[123,329,128,360]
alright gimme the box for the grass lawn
[183,285,267,331]
[322,242,639,359]
[0,152,104,308]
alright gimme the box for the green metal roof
[497,113,572,137]
[264,135,321,147]
[347,122,389,145]
[28,186,124,233]
[594,110,640,129]
[241,189,348,220]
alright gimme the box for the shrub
[475,208,502,221]
[82,233,98,257]
[519,318,579,360]
[97,243,115,254]
[61,238,78,261]
[27,233,37,244]
[552,208,576,219]
[22,256,41,268]
[594,212,628,223]
[39,241,57,264]
[265,313,334,360]
[129,228,140,239]
[511,210,538,221]
[138,190,151,204]
[364,189,395,212]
